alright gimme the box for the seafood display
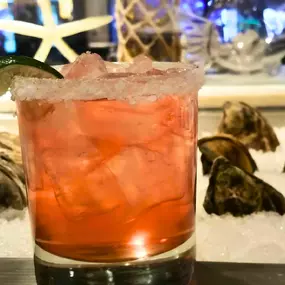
[201,101,285,217]
[0,132,26,211]
[198,134,257,175]
[218,101,280,152]
[204,157,285,217]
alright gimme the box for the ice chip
[64,52,107,79]
[127,55,153,73]
[105,61,128,73]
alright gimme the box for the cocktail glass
[12,56,203,285]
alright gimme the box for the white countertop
[199,71,285,108]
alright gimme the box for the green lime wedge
[0,56,64,95]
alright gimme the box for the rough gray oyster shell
[204,157,285,217]
[0,132,22,167]
[198,134,257,175]
[0,132,26,211]
[218,101,280,152]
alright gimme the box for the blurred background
[0,0,284,65]
[0,0,285,109]
[0,0,116,64]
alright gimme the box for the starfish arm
[34,38,53,62]
[0,20,45,38]
[37,0,55,28]
[54,38,78,62]
[58,16,113,38]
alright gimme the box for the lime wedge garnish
[0,56,64,94]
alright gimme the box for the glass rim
[11,62,204,103]
[53,61,203,71]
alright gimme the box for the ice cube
[127,55,153,73]
[106,139,191,213]
[42,150,124,221]
[29,102,80,151]
[17,101,55,121]
[105,61,128,73]
[76,96,183,145]
[64,52,107,79]
[144,133,195,204]
[60,63,72,76]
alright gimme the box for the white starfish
[0,0,113,62]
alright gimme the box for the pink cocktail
[13,54,202,284]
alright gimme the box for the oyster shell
[0,132,22,167]
[198,134,257,175]
[0,153,26,210]
[204,157,285,217]
[218,101,280,152]
[0,132,26,211]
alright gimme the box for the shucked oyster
[198,134,257,175]
[204,157,285,217]
[218,101,280,152]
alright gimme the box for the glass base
[34,237,195,285]
[34,253,194,285]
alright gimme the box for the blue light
[145,0,161,9]
[195,1,204,9]
[38,4,59,26]
[0,6,16,53]
[221,9,238,42]
[263,8,285,39]
[3,14,16,53]
[181,3,190,11]
[180,0,205,17]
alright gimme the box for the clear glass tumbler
[12,61,202,285]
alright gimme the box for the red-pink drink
[12,54,203,284]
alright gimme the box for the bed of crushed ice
[196,127,285,264]
[1,125,285,264]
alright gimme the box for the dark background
[0,0,284,64]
